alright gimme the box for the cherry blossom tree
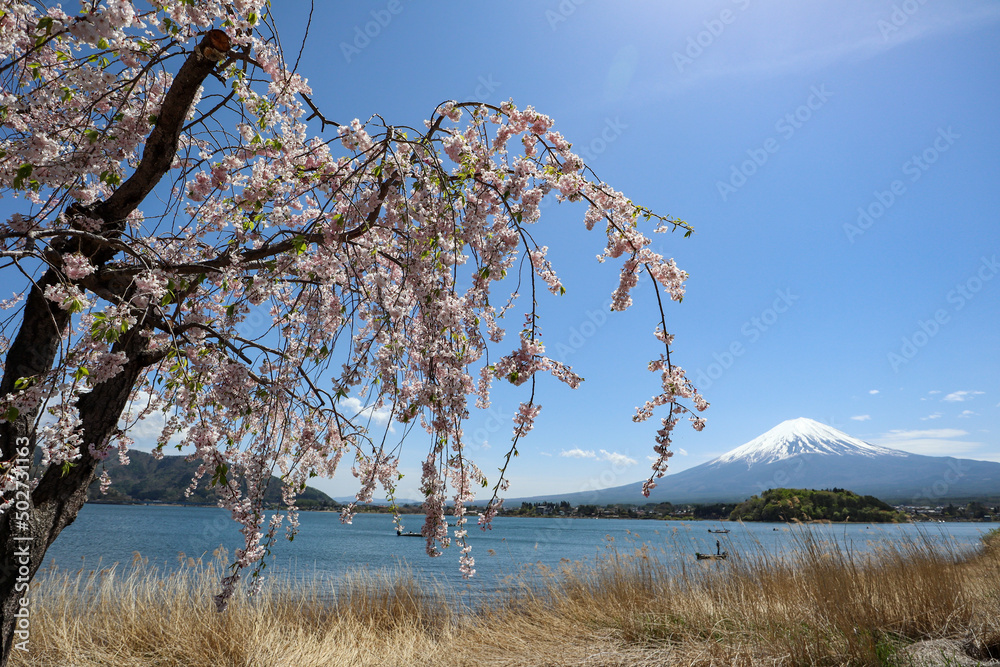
[0,1,706,660]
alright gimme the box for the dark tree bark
[0,30,230,663]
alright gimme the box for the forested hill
[729,488,907,523]
[81,449,338,508]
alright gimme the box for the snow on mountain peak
[711,417,908,467]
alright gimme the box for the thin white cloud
[119,391,189,452]
[928,390,942,395]
[958,410,977,418]
[560,448,596,459]
[657,3,1000,97]
[851,414,871,421]
[943,390,985,403]
[874,428,983,456]
[869,390,879,395]
[882,428,970,440]
[920,413,942,421]
[599,450,637,467]
[563,448,637,466]
[340,397,394,431]
[539,451,552,457]
[678,448,689,456]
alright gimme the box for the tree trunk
[0,330,154,660]
[0,30,231,664]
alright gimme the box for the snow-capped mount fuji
[712,418,907,467]
[515,418,1000,505]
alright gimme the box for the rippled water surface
[43,504,993,598]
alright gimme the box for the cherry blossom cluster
[0,0,705,607]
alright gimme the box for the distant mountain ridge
[82,449,337,507]
[514,418,1000,505]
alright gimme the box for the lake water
[41,504,994,600]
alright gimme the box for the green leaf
[211,463,229,487]
[12,163,32,190]
[291,236,308,255]
[3,407,18,422]
[100,170,121,186]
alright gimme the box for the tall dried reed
[12,527,1000,666]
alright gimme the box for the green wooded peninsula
[729,488,907,523]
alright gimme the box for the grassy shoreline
[13,529,1000,666]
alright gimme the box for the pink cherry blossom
[0,2,705,617]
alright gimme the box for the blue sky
[5,2,999,502]
[292,0,999,499]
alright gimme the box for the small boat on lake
[696,552,728,560]
[707,529,730,534]
[396,529,422,537]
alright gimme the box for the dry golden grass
[12,528,1000,667]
